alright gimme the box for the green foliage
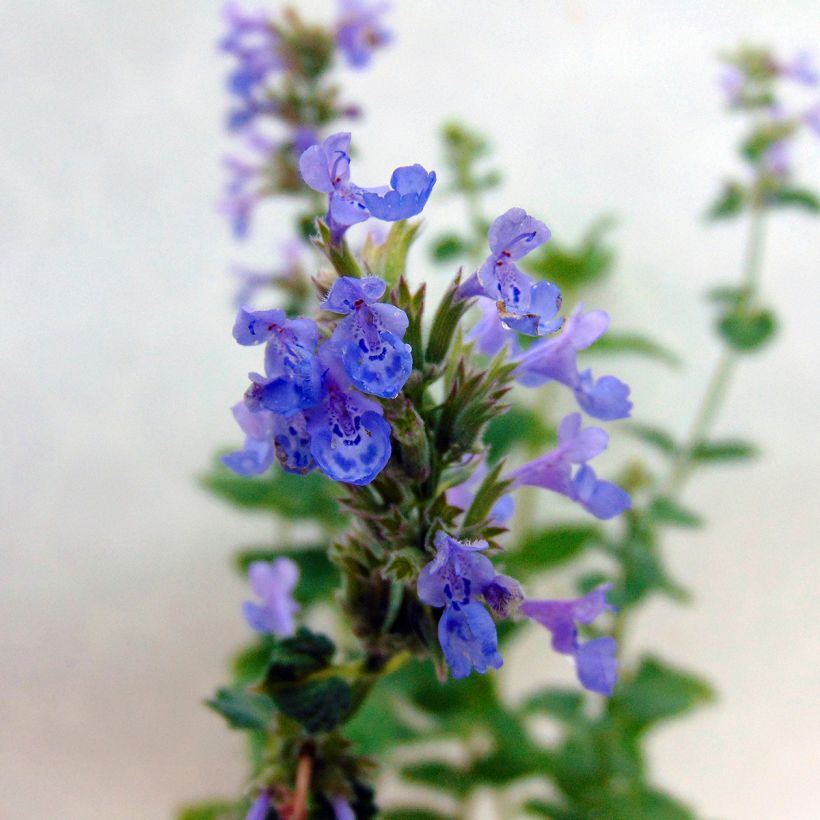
[382,810,455,820]
[266,627,336,681]
[176,799,240,820]
[717,307,777,351]
[462,460,511,529]
[587,332,681,368]
[272,676,353,733]
[426,274,473,364]
[706,181,746,220]
[202,460,345,527]
[506,526,601,577]
[362,219,424,287]
[206,686,275,732]
[691,438,758,462]
[430,233,467,262]
[483,406,555,462]
[524,217,616,290]
[648,497,703,528]
[521,688,585,723]
[769,186,820,212]
[625,423,678,456]
[613,656,714,729]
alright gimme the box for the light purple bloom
[330,795,355,820]
[220,155,262,238]
[335,0,392,68]
[361,164,437,221]
[418,532,496,608]
[765,140,791,178]
[271,411,315,475]
[467,297,521,357]
[520,584,618,695]
[305,352,392,485]
[438,602,503,679]
[508,413,630,520]
[719,65,745,104]
[782,51,818,85]
[245,789,272,820]
[242,557,300,636]
[222,402,276,476]
[323,276,412,398]
[460,208,563,337]
[804,102,820,136]
[234,308,322,416]
[515,304,632,421]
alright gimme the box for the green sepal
[362,219,423,287]
[426,273,472,365]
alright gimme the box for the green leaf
[270,675,352,733]
[431,233,467,262]
[231,637,276,685]
[614,656,713,728]
[648,497,702,528]
[706,182,745,220]
[462,459,511,529]
[206,686,274,732]
[587,332,680,368]
[523,800,576,819]
[382,810,455,820]
[265,627,336,683]
[202,462,344,527]
[625,423,678,456]
[234,548,340,607]
[506,526,601,577]
[176,799,240,820]
[362,220,423,287]
[717,308,777,351]
[483,406,555,462]
[690,438,758,463]
[770,186,820,212]
[401,761,471,797]
[521,688,585,723]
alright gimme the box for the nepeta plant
[180,9,819,819]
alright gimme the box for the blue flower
[515,304,632,421]
[520,585,618,695]
[305,353,392,485]
[417,532,497,608]
[271,411,315,475]
[244,789,272,820]
[243,558,300,636]
[508,413,630,520]
[438,602,503,679]
[460,208,563,337]
[335,0,392,69]
[233,308,323,416]
[361,164,437,222]
[323,276,412,398]
[221,402,275,476]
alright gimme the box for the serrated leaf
[234,547,340,607]
[614,656,713,728]
[691,439,758,462]
[717,308,776,351]
[587,332,680,367]
[506,526,601,577]
[206,687,274,731]
[271,675,352,733]
[648,497,702,528]
[202,461,344,527]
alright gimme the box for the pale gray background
[1,1,819,818]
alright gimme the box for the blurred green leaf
[483,406,555,462]
[717,308,777,351]
[706,182,745,220]
[521,688,585,723]
[265,627,335,682]
[770,186,820,212]
[587,332,680,368]
[234,547,340,607]
[401,761,470,797]
[431,233,467,261]
[271,675,352,733]
[176,799,240,820]
[202,461,345,527]
[691,438,758,463]
[206,686,274,732]
[506,526,601,577]
[614,656,713,728]
[382,811,455,820]
[625,423,678,456]
[648,497,702,528]
[231,637,276,686]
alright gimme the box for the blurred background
[1,1,819,817]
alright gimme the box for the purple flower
[220,155,262,238]
[418,532,496,608]
[765,140,791,178]
[719,65,745,104]
[220,3,283,100]
[299,132,370,227]
[330,795,355,820]
[222,402,276,476]
[323,276,412,398]
[520,584,618,695]
[514,304,632,421]
[446,458,515,525]
[305,353,392,485]
[271,411,315,475]
[234,308,322,416]
[804,102,820,136]
[781,51,818,85]
[245,789,272,820]
[459,208,562,337]
[361,164,437,222]
[508,413,630,520]
[467,297,521,357]
[242,557,300,636]
[438,602,503,679]
[335,0,392,68]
